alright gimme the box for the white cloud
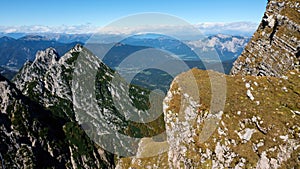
[0,22,259,36]
[0,24,98,34]
[195,22,259,35]
[3,28,17,33]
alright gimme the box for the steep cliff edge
[10,44,166,167]
[164,69,299,168]
[231,0,300,77]
[162,0,300,168]
[117,68,300,168]
[117,0,300,168]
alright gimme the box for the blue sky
[1,0,267,26]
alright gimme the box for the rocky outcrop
[13,45,81,105]
[9,44,166,167]
[164,69,300,168]
[231,0,300,77]
[116,68,300,169]
[161,1,300,168]
[0,45,116,168]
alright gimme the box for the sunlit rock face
[115,1,300,168]
[231,0,300,77]
[163,69,299,169]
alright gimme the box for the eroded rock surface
[164,69,300,169]
[231,0,300,77]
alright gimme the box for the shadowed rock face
[231,0,300,77]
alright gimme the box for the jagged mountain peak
[70,43,83,52]
[2,44,115,168]
[14,45,78,102]
[34,47,59,66]
[19,44,83,71]
[31,44,83,66]
[11,42,167,165]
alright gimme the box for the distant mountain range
[0,33,92,43]
[0,33,249,79]
[0,35,82,72]
[188,34,250,61]
[86,33,249,76]
[121,33,250,62]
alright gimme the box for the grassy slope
[117,68,300,168]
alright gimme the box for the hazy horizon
[1,0,267,35]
